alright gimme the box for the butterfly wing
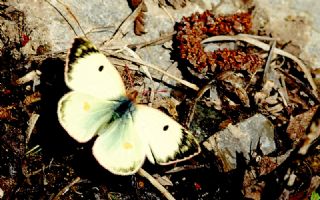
[133,105,201,165]
[65,37,126,99]
[92,115,147,175]
[57,91,118,143]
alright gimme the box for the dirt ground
[0,1,319,199]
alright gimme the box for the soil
[0,1,319,200]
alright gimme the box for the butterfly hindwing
[57,91,118,143]
[134,105,201,165]
[92,116,147,175]
[65,37,126,100]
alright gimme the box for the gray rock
[203,114,276,172]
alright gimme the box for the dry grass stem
[103,1,145,46]
[138,168,176,200]
[239,34,279,41]
[52,177,81,200]
[160,5,175,23]
[128,31,176,49]
[202,35,318,98]
[122,46,153,80]
[263,40,276,84]
[26,113,40,145]
[108,52,199,91]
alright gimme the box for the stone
[203,114,276,172]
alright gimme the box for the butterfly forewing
[65,37,126,100]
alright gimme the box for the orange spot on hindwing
[123,142,133,150]
[83,102,90,111]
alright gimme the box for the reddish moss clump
[174,11,263,74]
[211,49,264,73]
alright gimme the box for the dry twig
[52,177,81,200]
[107,51,199,91]
[103,1,145,46]
[263,40,276,84]
[128,31,176,49]
[25,113,40,145]
[138,168,175,200]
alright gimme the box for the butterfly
[57,37,201,175]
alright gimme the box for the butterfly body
[57,37,201,175]
[107,97,135,125]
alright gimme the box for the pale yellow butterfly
[57,37,201,175]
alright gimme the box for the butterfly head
[127,90,138,102]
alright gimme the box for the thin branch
[85,26,114,36]
[103,1,145,46]
[128,31,176,49]
[278,73,289,107]
[26,113,40,145]
[263,40,276,84]
[160,4,175,23]
[107,52,199,91]
[52,177,81,200]
[122,46,153,80]
[276,68,319,103]
[184,80,215,127]
[238,34,279,41]
[165,164,206,174]
[26,145,41,156]
[138,168,175,200]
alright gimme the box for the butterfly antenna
[45,0,85,37]
[45,0,78,36]
[56,0,87,37]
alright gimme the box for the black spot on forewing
[67,37,99,67]
[98,65,104,72]
[163,125,169,131]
